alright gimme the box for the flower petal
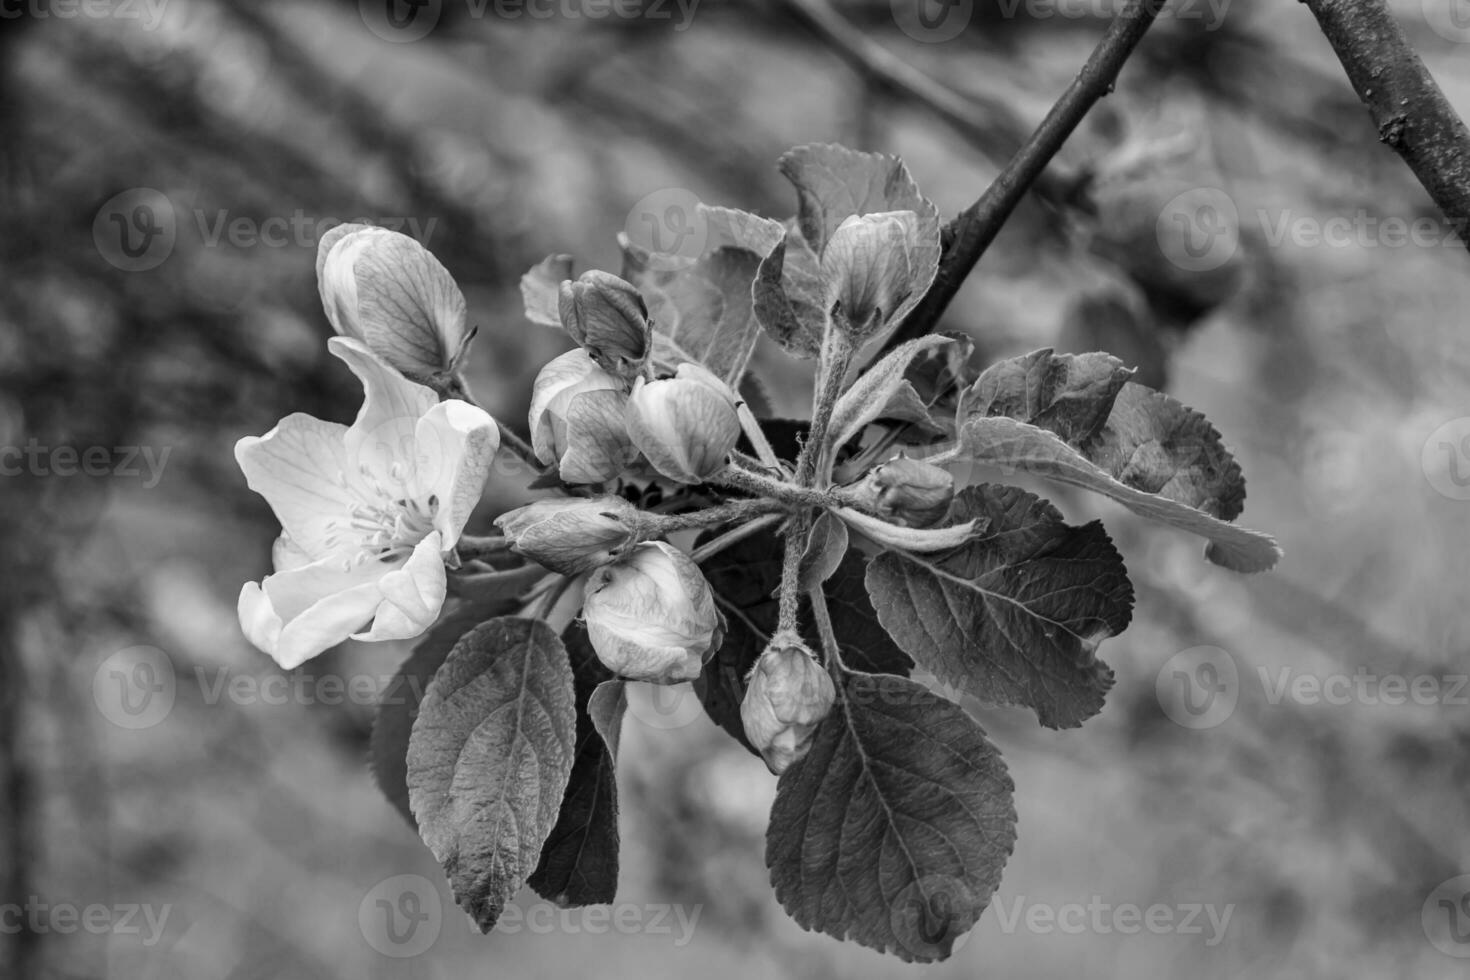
[412,402,498,548]
[236,414,353,560]
[318,225,469,377]
[332,337,438,497]
[241,555,389,669]
[354,533,448,642]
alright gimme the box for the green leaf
[619,205,784,386]
[1085,383,1247,521]
[965,347,1134,446]
[407,617,577,931]
[371,589,526,826]
[521,254,574,328]
[766,670,1016,963]
[959,416,1279,572]
[866,484,1134,729]
[697,527,911,751]
[828,335,958,453]
[529,624,621,908]
[777,143,941,329]
[752,231,826,359]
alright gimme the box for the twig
[886,0,1169,350]
[1301,0,1470,253]
[781,0,1037,180]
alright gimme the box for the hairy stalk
[455,535,513,561]
[807,584,846,672]
[638,498,784,535]
[797,327,854,487]
[1302,0,1470,252]
[885,0,1169,352]
[691,513,782,564]
[776,508,813,634]
[717,463,834,508]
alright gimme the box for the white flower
[235,337,499,668]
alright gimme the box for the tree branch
[886,0,1169,350]
[1301,0,1470,252]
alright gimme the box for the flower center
[324,462,439,569]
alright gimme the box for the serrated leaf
[828,335,957,453]
[522,254,574,328]
[965,348,1134,446]
[866,484,1134,729]
[753,231,827,359]
[407,617,576,930]
[529,624,621,907]
[959,416,1279,572]
[766,670,1016,963]
[777,144,941,330]
[697,527,911,751]
[1086,383,1247,521]
[371,590,526,826]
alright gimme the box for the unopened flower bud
[317,223,473,382]
[558,271,651,381]
[528,349,636,484]
[582,541,723,684]
[494,495,637,575]
[821,210,922,338]
[625,363,741,484]
[857,455,955,528]
[740,639,836,774]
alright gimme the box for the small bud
[582,541,723,684]
[859,455,955,528]
[625,364,742,484]
[494,495,637,575]
[528,349,636,484]
[558,271,651,381]
[317,224,473,382]
[740,638,836,774]
[821,210,922,338]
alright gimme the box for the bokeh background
[3,0,1470,976]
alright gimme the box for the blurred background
[3,0,1470,976]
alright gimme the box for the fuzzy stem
[690,513,782,564]
[637,498,783,536]
[455,535,513,561]
[798,326,854,488]
[776,509,813,634]
[717,463,834,508]
[807,583,845,672]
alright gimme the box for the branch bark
[885,0,1169,350]
[1302,0,1470,252]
